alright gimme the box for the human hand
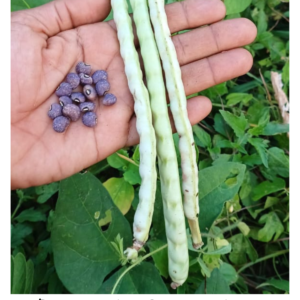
[11,0,257,189]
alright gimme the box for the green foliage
[11,0,289,295]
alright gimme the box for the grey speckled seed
[83,85,97,101]
[66,73,80,89]
[71,92,86,103]
[79,102,95,112]
[55,82,72,97]
[103,93,117,106]
[95,80,110,96]
[53,116,70,133]
[82,112,97,127]
[75,62,92,75]
[62,104,81,121]
[48,103,62,119]
[92,70,108,84]
[59,96,73,106]
[79,73,93,85]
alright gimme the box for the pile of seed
[48,62,117,133]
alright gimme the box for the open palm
[11,0,256,189]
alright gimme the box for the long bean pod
[148,0,203,249]
[130,0,189,288]
[111,0,157,249]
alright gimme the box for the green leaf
[213,113,231,137]
[35,182,59,203]
[252,177,285,201]
[248,110,270,136]
[262,122,289,135]
[197,257,211,278]
[257,9,268,34]
[99,262,169,294]
[258,279,289,292]
[224,0,252,15]
[226,93,253,106]
[195,268,231,294]
[103,177,134,216]
[219,262,238,285]
[147,240,169,279]
[15,207,46,223]
[267,147,289,178]
[11,0,52,11]
[123,164,141,185]
[48,272,64,294]
[11,253,34,294]
[248,137,269,167]
[198,162,246,236]
[257,212,284,242]
[107,149,129,169]
[205,244,232,255]
[11,223,33,249]
[51,172,132,294]
[246,102,269,124]
[229,233,258,265]
[193,125,212,148]
[219,110,249,138]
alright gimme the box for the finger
[172,18,257,65]
[182,48,253,96]
[108,0,226,39]
[126,96,212,146]
[13,0,111,37]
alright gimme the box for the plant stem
[111,243,168,294]
[237,249,289,274]
[11,200,22,220]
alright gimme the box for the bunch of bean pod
[112,0,203,289]
[48,62,117,132]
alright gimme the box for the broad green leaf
[99,262,169,294]
[51,172,132,294]
[219,262,238,285]
[103,177,134,216]
[11,253,26,293]
[258,212,284,242]
[11,223,33,249]
[246,102,269,124]
[193,125,212,148]
[35,238,52,264]
[48,272,64,294]
[107,149,129,169]
[241,153,262,167]
[15,207,46,223]
[248,110,270,136]
[248,137,269,167]
[148,240,169,279]
[205,244,232,255]
[240,171,259,219]
[259,279,289,292]
[213,113,231,137]
[198,257,211,278]
[195,268,231,294]
[257,9,268,34]
[24,260,34,294]
[199,162,246,236]
[219,110,249,138]
[35,182,59,203]
[11,0,52,11]
[252,177,285,201]
[262,122,289,135]
[224,0,252,15]
[267,147,289,177]
[229,233,258,265]
[123,164,141,185]
[237,222,250,236]
[201,82,228,99]
[265,197,279,209]
[226,93,253,106]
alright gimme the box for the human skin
[11,0,257,189]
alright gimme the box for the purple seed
[95,80,110,96]
[71,92,86,103]
[79,73,93,85]
[82,112,97,127]
[103,93,117,106]
[48,103,62,119]
[53,116,70,133]
[92,70,108,84]
[75,62,92,75]
[79,102,95,112]
[55,82,72,97]
[62,104,81,121]
[66,73,80,89]
[59,96,73,106]
[83,85,97,101]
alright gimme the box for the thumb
[16,0,111,37]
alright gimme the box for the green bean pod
[148,0,203,249]
[111,0,157,248]
[130,0,189,288]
